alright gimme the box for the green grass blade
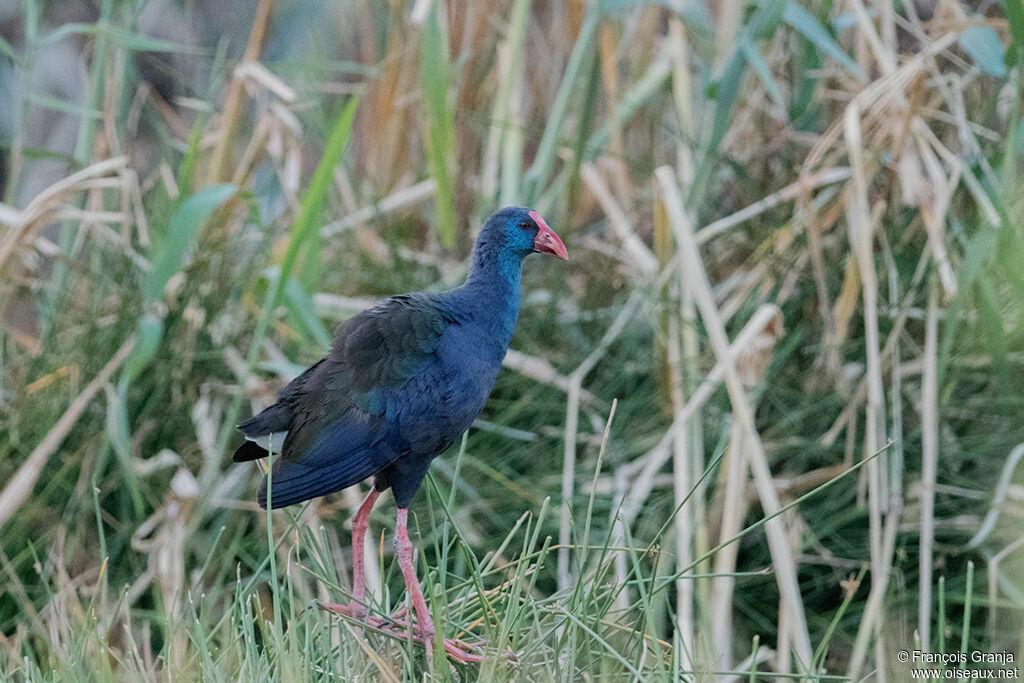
[287,96,359,295]
[40,22,200,54]
[0,33,17,62]
[1004,0,1024,63]
[143,183,236,302]
[740,38,786,111]
[210,96,358,481]
[119,314,164,388]
[104,385,144,516]
[783,2,863,78]
[960,561,975,660]
[284,277,333,350]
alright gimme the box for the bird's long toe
[379,623,485,663]
[386,605,409,622]
[441,638,486,663]
[440,636,517,663]
[323,603,514,662]
[319,601,368,621]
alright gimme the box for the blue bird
[234,206,567,662]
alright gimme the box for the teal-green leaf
[959,26,1007,77]
[284,278,333,350]
[784,2,863,78]
[977,276,1010,391]
[690,50,746,205]
[741,38,786,110]
[143,183,235,303]
[0,34,17,62]
[105,384,144,516]
[120,314,164,388]
[748,0,787,40]
[41,22,200,54]
[281,96,359,298]
[957,223,997,294]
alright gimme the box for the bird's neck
[453,246,523,347]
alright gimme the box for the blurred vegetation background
[1,0,1023,680]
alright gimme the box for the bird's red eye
[518,221,533,230]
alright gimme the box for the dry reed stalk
[668,17,694,185]
[0,156,129,270]
[124,169,150,248]
[558,290,644,591]
[907,131,959,299]
[369,20,418,189]
[230,116,274,192]
[987,533,1024,647]
[667,298,694,674]
[622,304,782,524]
[801,32,958,180]
[0,338,135,530]
[479,0,528,202]
[918,280,939,649]
[695,167,851,245]
[843,101,890,682]
[710,310,781,673]
[656,166,812,673]
[713,0,743,71]
[849,0,896,76]
[659,132,705,670]
[580,163,657,277]
[130,469,199,671]
[235,61,297,104]
[710,456,750,669]
[503,349,596,402]
[821,244,933,449]
[965,443,1024,550]
[667,30,708,650]
[681,297,709,668]
[206,0,276,185]
[321,180,436,238]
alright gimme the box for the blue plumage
[235,206,568,510]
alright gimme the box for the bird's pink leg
[393,508,435,634]
[349,488,380,615]
[324,503,499,662]
[321,488,380,619]
[390,508,485,663]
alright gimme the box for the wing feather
[249,294,454,508]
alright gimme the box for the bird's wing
[257,294,455,508]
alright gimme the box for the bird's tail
[232,440,269,462]
[234,402,294,462]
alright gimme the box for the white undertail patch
[247,431,288,453]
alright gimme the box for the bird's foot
[320,602,404,632]
[321,603,515,663]
[319,601,368,621]
[376,621,490,663]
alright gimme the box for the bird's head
[479,206,569,262]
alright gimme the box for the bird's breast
[438,325,506,418]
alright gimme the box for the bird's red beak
[529,210,568,260]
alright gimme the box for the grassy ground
[1,0,1023,680]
